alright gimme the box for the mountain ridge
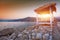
[0,17,60,22]
[0,17,36,22]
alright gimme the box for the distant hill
[0,17,36,22]
[0,17,60,22]
[55,17,60,22]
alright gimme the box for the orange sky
[0,1,60,19]
[0,1,37,19]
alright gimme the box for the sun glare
[38,14,50,18]
[37,14,51,21]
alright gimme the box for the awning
[34,3,56,14]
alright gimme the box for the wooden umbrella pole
[50,8,53,31]
[50,6,53,37]
[36,14,38,25]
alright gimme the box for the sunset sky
[0,0,60,19]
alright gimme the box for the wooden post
[50,7,53,31]
[50,6,53,40]
[36,14,38,25]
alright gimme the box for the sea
[0,22,36,31]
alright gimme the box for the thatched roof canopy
[34,3,56,14]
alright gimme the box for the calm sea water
[0,22,36,30]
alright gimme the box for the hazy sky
[0,0,60,19]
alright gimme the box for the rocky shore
[0,25,60,40]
